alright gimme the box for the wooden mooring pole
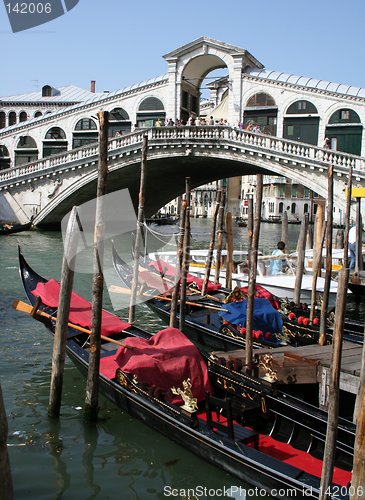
[225,212,233,289]
[293,215,309,305]
[214,190,226,284]
[319,163,333,346]
[355,198,363,273]
[281,210,288,247]
[0,383,13,500]
[247,196,254,254]
[351,323,365,499]
[128,134,148,323]
[179,178,191,333]
[310,222,327,324]
[343,164,353,271]
[169,197,186,328]
[319,268,349,499]
[48,206,79,417]
[84,111,109,421]
[201,190,221,296]
[245,174,263,373]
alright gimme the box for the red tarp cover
[100,327,212,405]
[240,285,281,310]
[32,279,131,337]
[148,259,221,293]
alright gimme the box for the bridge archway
[0,145,10,170]
[43,126,68,157]
[72,118,98,149]
[283,100,319,145]
[108,107,131,137]
[325,108,363,155]
[180,54,227,123]
[243,92,277,135]
[163,37,264,125]
[14,135,38,167]
[136,97,165,128]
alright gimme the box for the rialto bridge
[0,36,365,225]
[0,126,364,226]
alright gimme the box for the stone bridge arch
[27,128,362,227]
[1,127,363,226]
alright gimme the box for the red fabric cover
[148,259,221,293]
[100,327,212,404]
[32,279,131,337]
[258,435,351,487]
[240,285,281,310]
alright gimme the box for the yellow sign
[345,187,365,198]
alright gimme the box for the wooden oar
[12,299,132,349]
[109,285,228,312]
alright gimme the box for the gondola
[0,220,32,235]
[16,249,353,499]
[112,246,364,348]
[111,245,289,351]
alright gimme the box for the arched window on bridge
[325,108,362,155]
[243,93,277,135]
[0,145,10,170]
[19,111,28,123]
[0,111,5,129]
[72,118,98,149]
[43,127,68,157]
[14,135,38,167]
[136,97,165,128]
[109,107,131,137]
[9,111,17,126]
[283,100,319,145]
[34,111,43,118]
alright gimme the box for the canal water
[1,221,363,499]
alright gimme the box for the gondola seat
[204,392,258,447]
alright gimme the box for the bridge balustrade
[0,126,364,189]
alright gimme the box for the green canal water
[1,221,363,499]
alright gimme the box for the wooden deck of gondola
[212,341,363,409]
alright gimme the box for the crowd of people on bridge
[151,114,263,132]
[123,114,266,135]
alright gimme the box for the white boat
[289,248,349,274]
[149,250,340,307]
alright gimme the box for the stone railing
[1,126,364,188]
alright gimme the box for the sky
[1,0,365,97]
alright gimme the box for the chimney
[90,80,96,93]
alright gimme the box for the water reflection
[82,422,101,499]
[46,418,71,499]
